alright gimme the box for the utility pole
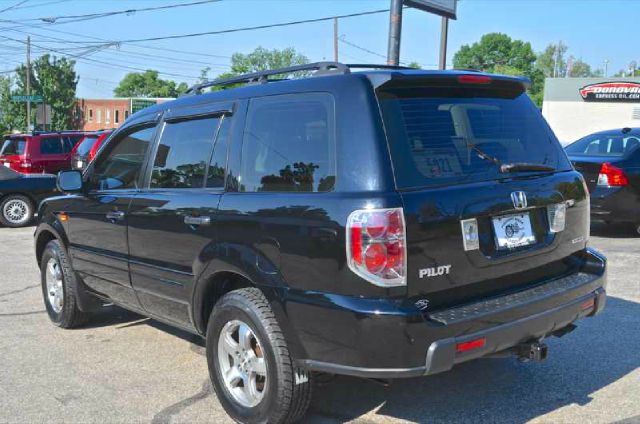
[333,17,339,62]
[438,17,449,70]
[26,36,31,132]
[387,0,403,66]
[603,59,609,77]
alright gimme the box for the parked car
[70,130,112,171]
[565,127,640,234]
[35,63,607,424]
[0,131,87,174]
[0,165,57,227]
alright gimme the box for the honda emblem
[511,191,528,210]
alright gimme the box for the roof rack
[185,62,412,95]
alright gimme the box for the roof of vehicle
[4,130,89,138]
[577,127,640,138]
[127,62,532,122]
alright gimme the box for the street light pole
[438,17,449,70]
[26,36,31,132]
[333,17,339,62]
[387,0,403,66]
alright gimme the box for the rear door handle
[184,215,211,226]
[106,210,125,222]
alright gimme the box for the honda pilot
[34,63,607,424]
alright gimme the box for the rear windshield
[1,138,26,156]
[75,135,99,156]
[378,86,571,189]
[565,133,640,157]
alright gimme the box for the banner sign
[403,0,457,19]
[579,82,640,102]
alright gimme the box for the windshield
[75,135,99,156]
[378,87,571,189]
[565,133,640,157]
[1,138,26,156]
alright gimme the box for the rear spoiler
[369,71,530,93]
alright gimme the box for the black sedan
[565,127,640,234]
[0,166,58,227]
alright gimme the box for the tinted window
[75,136,98,156]
[240,93,335,192]
[207,116,231,188]
[40,137,63,155]
[151,117,220,189]
[565,134,640,157]
[378,87,571,188]
[1,138,26,155]
[91,126,155,190]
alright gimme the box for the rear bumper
[590,186,640,223]
[287,248,607,378]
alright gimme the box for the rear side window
[40,137,63,155]
[378,85,571,188]
[75,136,98,156]
[240,93,336,192]
[1,138,26,155]
[151,117,220,189]
[565,134,640,157]
[207,116,231,188]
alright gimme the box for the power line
[37,8,391,44]
[0,0,222,25]
[2,0,71,12]
[0,1,29,15]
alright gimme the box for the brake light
[457,75,491,84]
[346,208,406,287]
[597,162,628,187]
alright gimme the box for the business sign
[579,82,640,102]
[403,0,457,19]
[11,94,43,102]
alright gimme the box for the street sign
[11,95,43,102]
[403,0,457,19]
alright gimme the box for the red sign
[579,81,640,102]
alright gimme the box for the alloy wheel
[45,258,64,314]
[217,319,267,407]
[2,199,29,225]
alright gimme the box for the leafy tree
[114,70,187,98]
[569,59,602,77]
[407,61,422,69]
[536,42,568,78]
[203,47,309,91]
[452,33,543,105]
[0,54,77,132]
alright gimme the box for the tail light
[346,207,406,287]
[597,162,628,187]
[547,203,567,233]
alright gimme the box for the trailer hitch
[515,340,548,362]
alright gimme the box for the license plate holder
[492,212,536,250]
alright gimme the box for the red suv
[70,130,112,170]
[0,132,87,174]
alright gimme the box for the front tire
[40,239,89,328]
[0,194,33,227]
[206,288,312,424]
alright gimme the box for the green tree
[0,54,77,132]
[204,47,309,90]
[114,70,187,98]
[536,42,568,78]
[452,33,543,105]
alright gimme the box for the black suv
[35,63,607,423]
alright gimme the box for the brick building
[74,97,173,131]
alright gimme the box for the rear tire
[0,194,33,227]
[206,288,312,424]
[40,239,89,328]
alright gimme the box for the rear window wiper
[500,163,555,173]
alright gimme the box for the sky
[0,0,637,98]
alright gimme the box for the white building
[542,77,640,145]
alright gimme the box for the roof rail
[185,62,412,95]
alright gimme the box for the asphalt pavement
[0,223,638,423]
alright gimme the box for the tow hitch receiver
[515,340,548,362]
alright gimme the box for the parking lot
[0,224,638,424]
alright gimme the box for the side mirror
[57,170,83,192]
